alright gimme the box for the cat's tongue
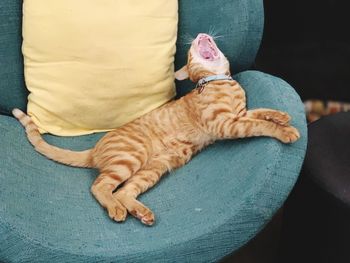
[198,37,218,61]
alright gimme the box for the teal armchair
[0,1,307,262]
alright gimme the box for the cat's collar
[196,74,234,94]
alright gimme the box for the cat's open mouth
[197,34,219,61]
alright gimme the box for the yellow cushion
[22,0,178,136]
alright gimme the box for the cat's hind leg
[91,154,143,222]
[113,159,170,226]
[90,173,128,221]
[91,173,129,222]
[245,108,291,126]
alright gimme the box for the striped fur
[13,34,300,226]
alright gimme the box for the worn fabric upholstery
[0,71,307,262]
[0,0,307,262]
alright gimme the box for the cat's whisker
[180,33,195,45]
[212,35,225,40]
[208,25,217,37]
[208,26,226,41]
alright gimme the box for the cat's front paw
[278,125,300,143]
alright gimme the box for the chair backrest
[0,0,263,115]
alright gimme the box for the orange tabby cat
[13,33,300,226]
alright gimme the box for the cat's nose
[198,33,208,38]
[197,33,211,40]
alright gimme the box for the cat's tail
[12,108,94,168]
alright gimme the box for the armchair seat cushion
[0,71,307,263]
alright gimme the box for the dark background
[223,1,350,262]
[255,0,350,102]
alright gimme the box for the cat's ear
[175,66,189,81]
